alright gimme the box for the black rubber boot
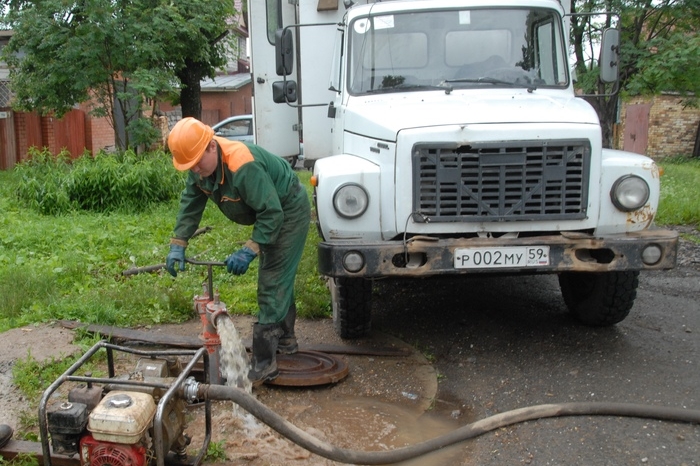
[248,323,283,387]
[0,424,13,449]
[278,304,299,354]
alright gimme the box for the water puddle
[192,316,466,464]
[309,396,467,465]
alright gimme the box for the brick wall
[13,112,39,163]
[616,94,700,158]
[79,102,116,153]
[159,84,253,131]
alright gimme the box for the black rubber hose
[197,384,700,465]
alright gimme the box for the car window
[217,119,252,138]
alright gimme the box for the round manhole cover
[266,350,349,387]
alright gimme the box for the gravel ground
[672,225,700,270]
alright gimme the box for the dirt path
[0,324,81,432]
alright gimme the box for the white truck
[248,0,678,338]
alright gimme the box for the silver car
[212,114,304,167]
[212,114,254,143]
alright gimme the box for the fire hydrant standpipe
[187,259,229,385]
[191,383,700,465]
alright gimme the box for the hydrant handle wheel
[185,259,226,267]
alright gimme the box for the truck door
[248,0,300,158]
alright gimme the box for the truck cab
[248,0,678,339]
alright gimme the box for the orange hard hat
[168,117,214,171]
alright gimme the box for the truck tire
[285,156,299,168]
[330,277,372,339]
[558,271,639,326]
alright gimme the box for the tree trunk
[177,59,206,120]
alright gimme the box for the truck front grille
[412,140,590,223]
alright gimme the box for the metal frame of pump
[38,341,213,466]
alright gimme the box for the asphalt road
[371,251,700,465]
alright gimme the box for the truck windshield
[347,7,568,95]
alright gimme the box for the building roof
[201,73,251,92]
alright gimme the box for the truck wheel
[330,277,372,339]
[558,271,640,326]
[285,156,299,168]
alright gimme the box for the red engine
[43,348,197,466]
[80,434,147,466]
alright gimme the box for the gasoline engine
[41,347,206,466]
[39,266,233,466]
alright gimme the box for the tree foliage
[0,0,236,150]
[570,0,700,147]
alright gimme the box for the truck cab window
[348,7,568,94]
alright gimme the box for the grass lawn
[0,168,329,333]
[0,154,697,333]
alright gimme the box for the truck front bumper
[318,229,679,278]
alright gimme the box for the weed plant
[0,454,38,466]
[204,440,228,462]
[0,155,329,333]
[11,350,101,401]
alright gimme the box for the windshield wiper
[366,82,453,95]
[443,77,537,93]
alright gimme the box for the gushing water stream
[216,315,252,394]
[215,315,262,431]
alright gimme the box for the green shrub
[13,147,73,215]
[14,148,185,215]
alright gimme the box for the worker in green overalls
[165,117,310,386]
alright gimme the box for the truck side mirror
[275,28,294,76]
[273,80,297,103]
[599,28,620,83]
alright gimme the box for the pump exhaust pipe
[179,379,700,466]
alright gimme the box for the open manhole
[266,350,349,387]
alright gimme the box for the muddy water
[190,317,466,464]
[191,395,467,465]
[310,396,468,465]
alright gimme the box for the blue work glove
[166,244,186,277]
[224,246,257,275]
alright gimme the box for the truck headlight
[333,183,369,218]
[610,175,650,212]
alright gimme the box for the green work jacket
[173,137,300,246]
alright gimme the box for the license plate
[454,246,550,269]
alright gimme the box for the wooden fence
[0,108,87,170]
